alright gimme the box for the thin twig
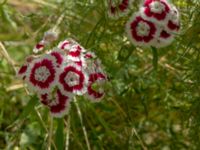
[0,42,17,73]
[132,127,148,150]
[52,12,66,33]
[32,0,57,9]
[74,98,91,150]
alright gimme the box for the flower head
[19,37,107,118]
[58,39,73,51]
[153,29,174,48]
[49,49,64,67]
[39,93,51,106]
[108,0,132,19]
[126,13,158,47]
[49,89,71,118]
[26,55,58,93]
[38,89,71,118]
[67,45,85,62]
[166,5,180,33]
[58,63,88,96]
[141,0,170,24]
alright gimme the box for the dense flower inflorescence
[18,38,107,118]
[126,0,180,48]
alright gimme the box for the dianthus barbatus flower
[17,56,36,80]
[33,30,58,54]
[86,72,107,102]
[58,39,85,53]
[108,0,132,19]
[153,29,174,48]
[49,49,64,67]
[58,39,86,67]
[66,44,86,62]
[166,5,180,33]
[58,39,74,51]
[26,55,58,94]
[58,63,88,96]
[49,89,71,118]
[141,0,170,25]
[83,52,105,78]
[18,36,108,118]
[126,13,158,47]
[38,89,71,118]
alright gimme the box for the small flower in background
[33,30,59,54]
[33,40,46,54]
[108,0,133,19]
[126,0,180,48]
[17,36,107,118]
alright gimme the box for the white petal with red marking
[126,12,159,47]
[86,72,107,102]
[26,54,58,94]
[58,63,88,96]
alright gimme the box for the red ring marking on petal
[59,66,85,92]
[51,51,63,65]
[18,65,28,74]
[30,59,56,89]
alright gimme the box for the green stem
[55,118,65,150]
[151,46,158,71]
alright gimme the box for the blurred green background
[0,0,200,149]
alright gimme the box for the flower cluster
[17,39,107,118]
[108,0,132,19]
[126,0,180,48]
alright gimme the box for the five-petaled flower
[58,63,88,96]
[26,55,57,94]
[126,13,158,46]
[108,0,132,19]
[141,0,170,24]
[87,72,107,102]
[39,89,71,118]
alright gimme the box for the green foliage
[0,0,200,149]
